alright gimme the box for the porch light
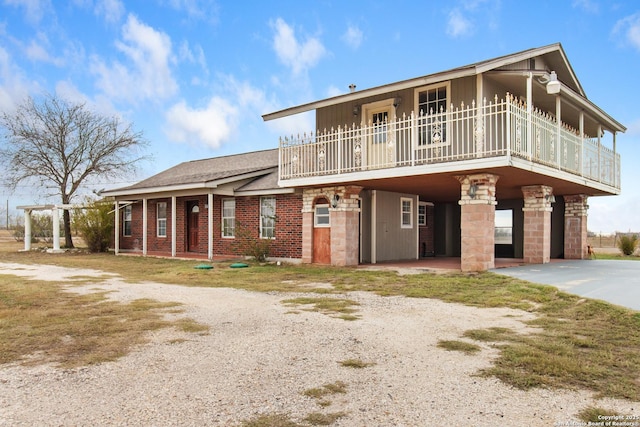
[546,71,561,95]
[468,184,478,199]
[331,194,340,208]
[545,194,556,203]
[353,105,360,116]
[393,97,402,108]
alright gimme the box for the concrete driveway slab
[493,260,640,311]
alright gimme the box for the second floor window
[417,84,448,146]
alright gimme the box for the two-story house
[103,43,624,272]
[262,42,625,271]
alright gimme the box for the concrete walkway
[493,260,640,311]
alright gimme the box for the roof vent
[349,84,356,93]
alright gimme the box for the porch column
[142,198,148,256]
[171,196,177,258]
[52,206,61,252]
[301,190,314,264]
[114,201,120,255]
[23,209,32,251]
[330,185,362,267]
[457,173,499,272]
[522,185,554,264]
[208,193,213,261]
[564,195,589,259]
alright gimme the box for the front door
[365,101,395,169]
[312,203,331,264]
[187,201,199,252]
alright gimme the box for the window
[222,199,235,238]
[495,210,513,244]
[416,84,449,146]
[123,205,132,236]
[401,198,413,228]
[418,202,428,227]
[157,202,167,237]
[260,196,276,239]
[315,204,330,227]
[372,110,389,144]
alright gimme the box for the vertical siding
[374,190,417,262]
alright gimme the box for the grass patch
[0,274,206,367]
[339,358,376,368]
[2,245,640,401]
[577,406,622,423]
[282,297,360,319]
[240,413,302,427]
[437,340,482,355]
[303,412,347,426]
[303,381,347,400]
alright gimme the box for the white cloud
[3,0,51,24]
[94,0,125,23]
[326,85,342,98]
[342,25,363,49]
[91,14,177,103]
[0,46,34,113]
[572,0,599,13]
[164,0,218,23]
[271,18,327,75]
[24,33,65,66]
[164,97,238,149]
[613,13,640,51]
[446,8,473,38]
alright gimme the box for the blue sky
[0,0,639,233]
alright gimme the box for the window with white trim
[222,198,235,238]
[401,198,413,229]
[123,205,132,236]
[416,83,449,146]
[418,202,428,227]
[314,204,330,227]
[495,209,513,245]
[157,202,167,237]
[260,196,276,239]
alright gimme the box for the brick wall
[119,193,303,260]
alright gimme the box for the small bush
[617,234,638,256]
[73,199,114,252]
[233,221,272,262]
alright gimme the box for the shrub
[73,199,114,252]
[233,221,273,262]
[12,213,59,243]
[617,234,638,256]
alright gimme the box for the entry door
[313,204,331,264]
[366,105,394,168]
[187,201,199,252]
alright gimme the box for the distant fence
[588,232,639,248]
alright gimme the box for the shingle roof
[104,148,279,194]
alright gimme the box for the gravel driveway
[0,262,635,426]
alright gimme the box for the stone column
[522,185,554,264]
[564,194,588,259]
[23,209,32,251]
[457,173,499,272]
[330,185,362,266]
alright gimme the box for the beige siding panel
[374,190,417,262]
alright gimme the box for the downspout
[579,112,584,177]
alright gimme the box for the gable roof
[102,148,280,197]
[262,43,624,133]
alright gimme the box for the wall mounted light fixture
[331,194,340,208]
[468,184,478,199]
[546,71,561,95]
[545,194,556,203]
[353,105,360,116]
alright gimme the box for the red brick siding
[119,193,303,260]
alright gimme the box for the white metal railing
[279,94,620,189]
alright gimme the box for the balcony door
[363,99,395,169]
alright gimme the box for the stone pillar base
[564,195,588,259]
[522,185,553,264]
[457,174,499,272]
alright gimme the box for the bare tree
[0,94,149,248]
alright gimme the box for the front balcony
[279,94,620,191]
